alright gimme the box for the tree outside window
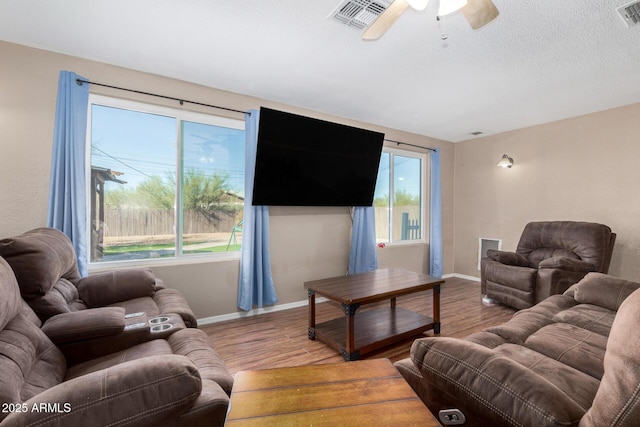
[88,96,245,263]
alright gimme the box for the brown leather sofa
[481,221,615,309]
[0,231,234,426]
[0,227,197,327]
[395,272,640,427]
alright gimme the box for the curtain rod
[76,80,436,147]
[384,138,437,152]
[75,78,249,116]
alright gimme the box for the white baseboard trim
[197,273,480,326]
[197,297,328,326]
[447,273,481,282]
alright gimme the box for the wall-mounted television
[252,107,385,206]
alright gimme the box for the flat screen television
[252,107,385,206]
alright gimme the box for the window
[374,148,426,244]
[88,95,245,264]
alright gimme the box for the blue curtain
[47,71,90,276]
[238,109,278,311]
[348,206,378,275]
[429,148,443,278]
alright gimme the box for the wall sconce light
[497,154,514,168]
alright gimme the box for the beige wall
[453,103,640,281]
[0,41,454,319]
[4,41,637,319]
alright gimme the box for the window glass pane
[392,155,422,241]
[90,105,177,262]
[181,121,245,254]
[374,152,390,243]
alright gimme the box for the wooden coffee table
[224,358,439,426]
[305,268,444,361]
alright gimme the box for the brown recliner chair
[0,256,233,427]
[0,227,197,327]
[481,221,615,309]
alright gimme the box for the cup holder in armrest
[149,316,170,324]
[151,323,174,333]
[124,322,147,331]
[124,311,146,319]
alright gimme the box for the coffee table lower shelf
[310,307,435,360]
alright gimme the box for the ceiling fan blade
[461,0,499,29]
[362,0,411,40]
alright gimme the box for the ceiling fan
[362,0,499,40]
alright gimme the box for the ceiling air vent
[617,0,640,27]
[328,0,390,30]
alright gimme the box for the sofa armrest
[538,256,595,273]
[486,249,530,267]
[410,337,586,427]
[76,268,156,307]
[581,288,640,427]
[535,268,588,304]
[568,272,640,311]
[41,307,125,344]
[1,355,201,427]
[481,259,538,295]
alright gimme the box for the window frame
[86,94,245,270]
[376,146,428,246]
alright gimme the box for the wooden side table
[224,358,439,426]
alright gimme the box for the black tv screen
[252,107,384,206]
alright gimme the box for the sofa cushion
[484,310,554,346]
[521,293,579,318]
[479,294,576,346]
[552,304,616,337]
[494,343,600,411]
[26,278,88,320]
[76,268,156,307]
[580,288,640,427]
[0,228,80,299]
[523,323,607,380]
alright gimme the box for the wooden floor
[201,276,516,375]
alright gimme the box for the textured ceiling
[1,0,639,142]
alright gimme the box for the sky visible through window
[91,104,245,197]
[374,151,422,202]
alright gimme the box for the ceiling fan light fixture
[407,0,429,11]
[438,0,468,16]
